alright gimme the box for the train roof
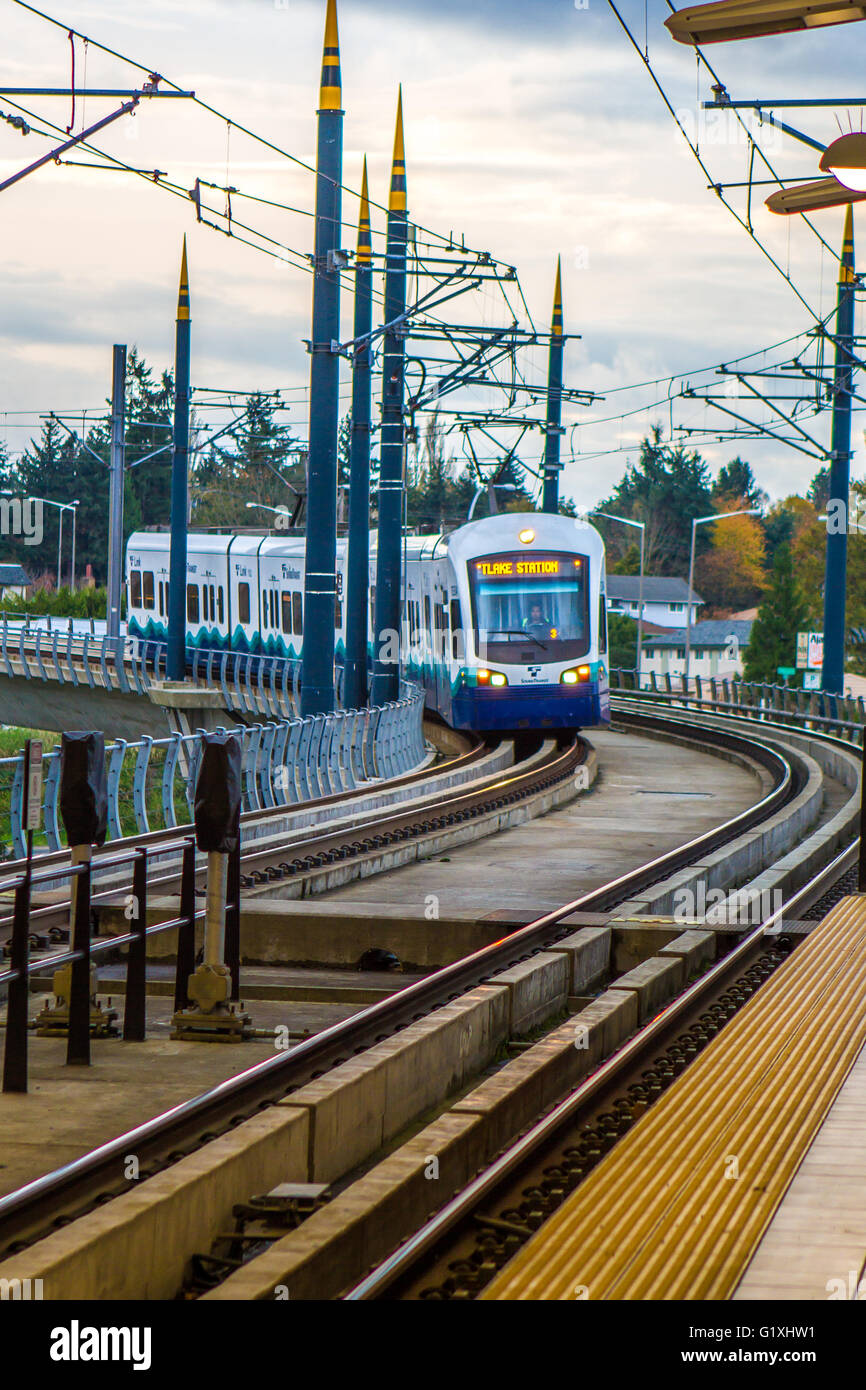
[128,514,605,566]
[395,512,605,563]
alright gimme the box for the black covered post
[2,876,32,1092]
[123,849,148,1042]
[225,839,241,1002]
[59,732,107,1065]
[174,837,197,1013]
[172,734,247,1039]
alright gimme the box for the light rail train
[126,512,610,734]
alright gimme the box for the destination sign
[473,552,583,580]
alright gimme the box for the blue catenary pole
[822,207,856,695]
[542,256,564,514]
[343,158,373,710]
[300,0,343,716]
[167,239,191,682]
[370,90,409,706]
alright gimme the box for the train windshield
[468,551,590,663]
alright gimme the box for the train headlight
[561,666,592,685]
[518,528,535,545]
[477,669,491,684]
[490,672,508,687]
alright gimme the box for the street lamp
[467,483,518,521]
[587,510,646,681]
[246,501,292,530]
[820,133,866,192]
[685,509,761,687]
[1,492,80,591]
[666,0,866,45]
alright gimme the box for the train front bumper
[450,682,610,731]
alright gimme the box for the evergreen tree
[594,428,714,576]
[743,545,808,682]
[712,457,766,510]
[613,543,641,576]
[192,393,304,528]
[808,466,832,511]
[608,612,638,669]
[405,413,475,530]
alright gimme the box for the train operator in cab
[523,601,555,643]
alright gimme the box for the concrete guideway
[0,709,818,1299]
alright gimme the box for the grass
[0,725,183,856]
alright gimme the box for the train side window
[130,570,141,607]
[187,584,200,624]
[271,591,277,630]
[142,571,155,608]
[335,597,342,630]
[261,589,267,628]
[281,593,292,634]
[424,596,431,632]
[293,592,303,636]
[238,582,250,624]
[157,580,164,616]
[451,599,464,660]
[210,585,216,623]
[218,587,225,624]
[203,586,209,622]
[599,596,608,655]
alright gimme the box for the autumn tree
[695,498,766,612]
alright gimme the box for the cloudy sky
[1,0,864,510]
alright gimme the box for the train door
[433,565,451,717]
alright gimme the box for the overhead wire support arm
[680,392,828,460]
[0,87,194,98]
[0,96,142,193]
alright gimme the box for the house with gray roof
[607,575,703,630]
[641,619,754,683]
[0,563,28,602]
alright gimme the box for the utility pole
[343,159,373,710]
[168,238,191,683]
[371,90,409,706]
[542,257,564,514]
[301,0,343,717]
[822,206,856,696]
[107,344,127,641]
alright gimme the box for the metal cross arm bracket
[0,97,141,194]
[303,339,347,356]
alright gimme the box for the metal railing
[0,613,308,723]
[0,681,426,858]
[610,668,866,743]
[1,836,235,1091]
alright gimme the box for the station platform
[482,893,866,1301]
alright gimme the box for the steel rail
[0,737,573,944]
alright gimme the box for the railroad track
[1,729,548,946]
[341,707,865,1300]
[0,706,802,1264]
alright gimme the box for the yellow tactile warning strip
[482,895,866,1301]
